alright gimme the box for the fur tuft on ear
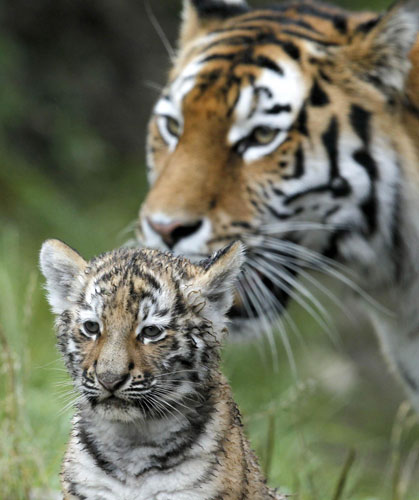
[180,0,249,48]
[191,241,246,317]
[344,0,419,94]
[39,239,87,314]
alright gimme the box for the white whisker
[241,268,280,372]
[144,0,175,62]
[245,266,298,377]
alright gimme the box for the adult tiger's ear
[180,0,249,48]
[39,239,87,314]
[188,241,245,318]
[344,0,418,95]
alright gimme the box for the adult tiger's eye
[141,325,162,339]
[253,126,278,145]
[166,116,181,138]
[83,321,100,336]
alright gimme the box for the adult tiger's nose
[147,217,203,249]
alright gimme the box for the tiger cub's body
[40,240,284,500]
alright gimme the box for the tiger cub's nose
[147,217,203,249]
[97,371,129,392]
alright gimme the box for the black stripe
[254,54,284,75]
[283,145,305,180]
[323,229,348,259]
[201,53,236,64]
[77,426,117,477]
[279,39,301,60]
[349,104,377,233]
[318,69,332,83]
[353,151,377,233]
[349,104,371,146]
[280,30,339,46]
[296,106,308,136]
[310,79,330,106]
[266,204,294,219]
[404,98,419,118]
[355,17,380,34]
[238,14,321,34]
[284,184,331,205]
[352,150,377,180]
[202,32,300,62]
[192,0,248,18]
[322,116,340,179]
[231,220,252,229]
[265,103,291,114]
[330,177,351,197]
[295,4,348,34]
[323,205,340,220]
[390,176,402,280]
[202,35,258,51]
[202,51,284,75]
[173,286,188,317]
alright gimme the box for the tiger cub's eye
[141,325,162,339]
[83,321,100,336]
[253,126,278,145]
[166,116,181,138]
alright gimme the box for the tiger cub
[40,239,285,500]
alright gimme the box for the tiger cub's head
[40,239,244,422]
[138,0,419,321]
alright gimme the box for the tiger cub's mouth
[98,395,132,409]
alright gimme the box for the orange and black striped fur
[137,0,419,408]
[40,239,285,500]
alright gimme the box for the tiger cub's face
[40,239,243,422]
[139,0,419,319]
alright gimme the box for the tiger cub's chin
[40,239,285,500]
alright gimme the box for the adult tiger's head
[138,0,419,324]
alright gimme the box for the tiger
[39,238,286,500]
[136,0,419,409]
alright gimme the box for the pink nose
[147,218,203,249]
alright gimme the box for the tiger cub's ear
[188,241,245,318]
[180,0,249,48]
[345,0,418,95]
[39,239,87,314]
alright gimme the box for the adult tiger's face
[138,0,419,322]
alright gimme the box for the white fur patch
[154,59,203,151]
[228,64,306,163]
[142,215,212,256]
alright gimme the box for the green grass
[1,165,419,500]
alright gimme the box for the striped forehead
[82,265,174,323]
[160,38,306,110]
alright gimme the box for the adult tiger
[137,0,419,408]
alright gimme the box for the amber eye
[166,116,181,138]
[83,321,100,336]
[252,126,278,145]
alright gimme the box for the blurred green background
[1,0,418,499]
